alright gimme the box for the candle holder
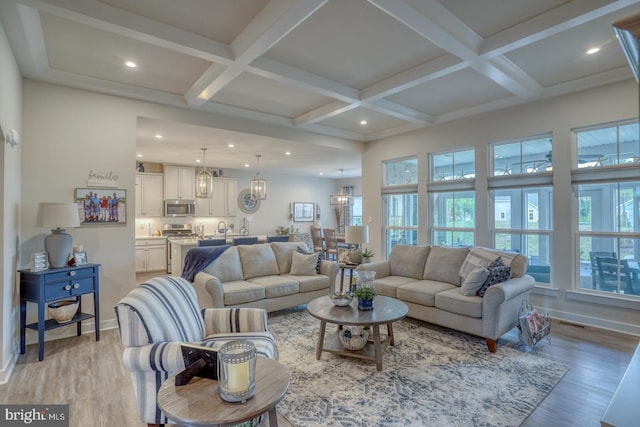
[218,340,256,403]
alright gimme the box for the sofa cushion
[271,242,304,274]
[238,244,280,279]
[290,250,320,275]
[459,247,528,282]
[389,245,431,280]
[373,276,419,297]
[423,246,470,285]
[201,246,244,282]
[222,280,266,305]
[476,257,512,297]
[397,280,457,307]
[435,288,483,318]
[248,275,299,298]
[284,274,329,293]
[460,267,490,296]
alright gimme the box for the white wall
[363,79,640,334]
[0,20,22,383]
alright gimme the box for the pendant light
[250,154,267,200]
[330,169,352,205]
[195,147,213,198]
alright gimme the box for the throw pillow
[460,267,490,296]
[296,246,323,272]
[476,257,512,297]
[290,250,320,275]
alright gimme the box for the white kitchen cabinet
[135,238,167,273]
[164,165,195,200]
[135,173,164,217]
[196,178,237,217]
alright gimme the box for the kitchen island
[170,235,267,276]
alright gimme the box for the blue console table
[19,263,100,361]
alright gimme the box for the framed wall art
[75,188,126,225]
[293,202,315,222]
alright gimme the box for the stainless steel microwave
[164,200,196,217]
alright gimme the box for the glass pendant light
[250,154,267,200]
[195,147,213,198]
[330,169,352,205]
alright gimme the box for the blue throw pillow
[476,257,512,297]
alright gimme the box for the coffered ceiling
[1,0,639,178]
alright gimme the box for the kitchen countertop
[169,235,268,246]
[135,236,167,240]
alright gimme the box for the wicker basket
[338,326,369,351]
[48,300,79,323]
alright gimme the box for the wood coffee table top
[307,295,408,326]
[158,356,290,427]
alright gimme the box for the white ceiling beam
[187,0,328,105]
[480,0,640,58]
[16,4,48,76]
[22,0,233,63]
[248,56,360,103]
[294,100,359,126]
[367,99,433,124]
[368,0,540,98]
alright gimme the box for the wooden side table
[338,262,358,292]
[19,264,101,361]
[158,356,290,427]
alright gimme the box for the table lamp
[345,225,369,264]
[36,202,81,268]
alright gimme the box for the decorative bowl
[329,292,354,307]
[48,300,79,323]
[338,326,369,350]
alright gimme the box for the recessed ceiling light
[285,151,291,156]
[196,159,201,163]
[244,163,250,168]
[125,61,137,68]
[319,172,324,176]
[360,120,367,125]
[136,154,143,158]
[228,143,235,148]
[154,134,163,139]
[586,47,600,55]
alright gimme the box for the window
[352,196,362,226]
[573,121,640,296]
[490,134,554,284]
[429,149,475,247]
[383,157,418,257]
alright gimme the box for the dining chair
[323,228,339,261]
[198,238,227,247]
[310,226,325,256]
[589,251,616,289]
[232,236,259,245]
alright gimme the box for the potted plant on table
[353,285,376,311]
[361,248,375,263]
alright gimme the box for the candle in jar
[226,361,250,392]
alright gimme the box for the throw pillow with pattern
[476,257,512,297]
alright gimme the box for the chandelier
[195,147,213,198]
[330,169,352,205]
[250,154,267,200]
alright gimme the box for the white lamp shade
[36,203,80,229]
[345,225,369,245]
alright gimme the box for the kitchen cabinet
[135,173,163,217]
[164,165,195,200]
[196,178,237,217]
[135,238,167,273]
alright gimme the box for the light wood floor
[1,315,637,426]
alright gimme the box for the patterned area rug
[269,309,567,427]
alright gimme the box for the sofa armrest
[483,275,535,315]
[356,261,390,278]
[202,307,269,334]
[320,260,339,291]
[193,272,225,308]
[122,342,185,373]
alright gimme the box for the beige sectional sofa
[192,242,338,312]
[356,245,535,352]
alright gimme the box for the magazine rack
[517,300,551,347]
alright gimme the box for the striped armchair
[114,276,278,426]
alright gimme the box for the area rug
[268,309,567,427]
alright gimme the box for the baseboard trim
[0,345,19,385]
[538,307,640,337]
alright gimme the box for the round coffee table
[307,295,408,371]
[157,356,290,426]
